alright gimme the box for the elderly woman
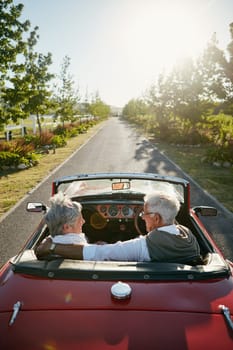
[45,192,87,246]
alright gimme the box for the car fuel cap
[111,281,132,299]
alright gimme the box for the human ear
[154,213,162,224]
[63,223,71,232]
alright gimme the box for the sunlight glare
[120,1,208,75]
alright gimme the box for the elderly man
[36,191,200,263]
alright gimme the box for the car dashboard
[95,203,140,219]
[81,200,146,244]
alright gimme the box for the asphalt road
[0,117,233,267]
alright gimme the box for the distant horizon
[15,0,233,107]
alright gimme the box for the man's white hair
[144,191,180,224]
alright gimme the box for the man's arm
[35,237,84,260]
[35,236,150,262]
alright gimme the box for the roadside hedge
[0,119,99,171]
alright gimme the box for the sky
[14,0,233,107]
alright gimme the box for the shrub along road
[0,116,233,266]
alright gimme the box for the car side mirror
[192,206,217,217]
[26,202,47,213]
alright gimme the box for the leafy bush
[0,139,35,155]
[0,152,20,167]
[25,131,56,149]
[19,153,39,167]
[0,139,40,169]
[166,128,209,145]
[0,151,39,168]
[24,134,41,148]
[205,146,233,163]
[51,135,67,148]
[67,127,79,137]
[0,116,99,170]
[53,123,82,137]
[38,131,54,146]
[204,114,233,146]
[53,120,97,138]
[53,124,68,136]
[75,124,88,134]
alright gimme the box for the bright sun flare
[121,1,208,73]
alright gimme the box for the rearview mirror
[112,182,130,190]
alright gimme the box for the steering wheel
[134,207,146,236]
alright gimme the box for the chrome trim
[219,304,233,331]
[9,301,22,326]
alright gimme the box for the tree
[21,28,54,136]
[3,28,40,124]
[169,58,210,127]
[88,93,110,119]
[146,73,173,136]
[200,31,233,113]
[0,2,54,132]
[54,56,80,126]
[123,98,148,121]
[0,0,30,75]
[224,22,233,113]
[144,59,212,141]
[82,88,91,115]
[0,0,30,124]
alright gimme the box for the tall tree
[169,58,209,127]
[0,0,29,75]
[88,93,110,119]
[123,98,148,120]
[54,56,80,126]
[200,31,233,112]
[224,22,233,113]
[0,0,30,124]
[145,72,177,138]
[22,28,54,136]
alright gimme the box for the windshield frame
[53,173,188,204]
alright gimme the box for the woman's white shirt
[52,233,87,244]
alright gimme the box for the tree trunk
[36,113,42,137]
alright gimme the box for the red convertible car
[0,172,233,349]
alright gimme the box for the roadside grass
[0,122,103,217]
[155,141,233,213]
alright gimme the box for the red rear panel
[0,310,233,350]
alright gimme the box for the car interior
[69,193,213,261]
[10,192,229,278]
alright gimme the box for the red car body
[0,173,233,349]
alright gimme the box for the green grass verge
[156,142,233,213]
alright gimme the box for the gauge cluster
[96,204,142,219]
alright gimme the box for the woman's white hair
[45,192,82,236]
[144,191,180,225]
